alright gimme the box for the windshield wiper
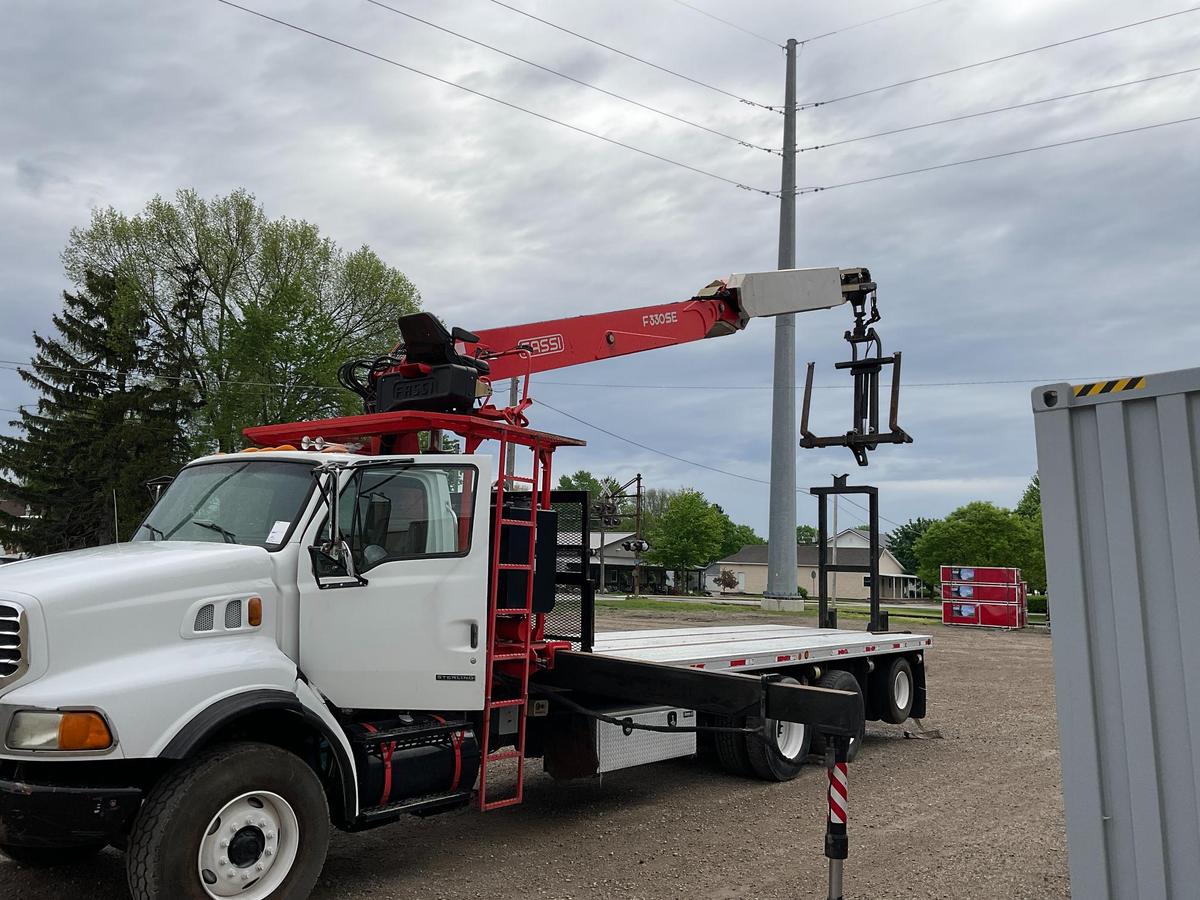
[137,523,166,541]
[192,519,237,544]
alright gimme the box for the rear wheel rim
[197,791,300,900]
[893,668,912,712]
[772,719,807,759]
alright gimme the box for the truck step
[359,790,473,822]
[348,718,473,748]
[486,749,522,762]
[479,795,524,812]
[486,698,526,709]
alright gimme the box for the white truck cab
[0,449,494,898]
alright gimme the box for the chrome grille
[0,602,28,684]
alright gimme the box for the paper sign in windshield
[266,521,290,544]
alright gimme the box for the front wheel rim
[197,791,300,900]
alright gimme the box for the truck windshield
[133,460,316,550]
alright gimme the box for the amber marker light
[57,712,114,751]
[248,596,263,627]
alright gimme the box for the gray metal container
[1032,369,1200,900]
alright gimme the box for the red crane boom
[462,288,743,382]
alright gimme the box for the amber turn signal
[248,596,263,627]
[57,712,113,751]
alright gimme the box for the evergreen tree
[0,270,194,555]
[886,517,937,584]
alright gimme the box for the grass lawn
[594,596,1048,626]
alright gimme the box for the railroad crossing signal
[622,539,650,552]
[592,498,621,528]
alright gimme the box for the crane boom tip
[726,267,873,320]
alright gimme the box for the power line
[482,0,778,111]
[535,376,1108,390]
[663,0,781,48]
[215,1,776,196]
[0,360,343,394]
[799,65,1200,152]
[796,114,1200,194]
[364,0,779,155]
[801,6,1200,108]
[535,396,904,527]
[799,0,956,44]
[536,397,775,486]
[837,493,904,530]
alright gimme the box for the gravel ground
[1,609,1069,899]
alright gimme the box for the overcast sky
[2,0,1198,534]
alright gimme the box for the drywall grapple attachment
[799,275,912,466]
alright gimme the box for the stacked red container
[939,565,1027,629]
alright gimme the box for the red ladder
[478,440,547,810]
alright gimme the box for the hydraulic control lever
[800,277,912,466]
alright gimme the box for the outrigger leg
[824,734,852,900]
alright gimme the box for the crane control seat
[376,313,492,414]
[397,312,491,376]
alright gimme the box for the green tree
[796,524,818,543]
[556,470,630,530]
[887,517,937,583]
[645,489,724,587]
[0,271,194,555]
[1016,475,1041,518]
[63,188,420,451]
[913,502,1045,588]
[641,487,683,533]
[714,569,740,594]
[711,503,763,559]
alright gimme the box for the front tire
[126,742,330,900]
[0,842,106,867]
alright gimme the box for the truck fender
[159,682,359,825]
[159,688,301,758]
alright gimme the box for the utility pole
[504,377,518,488]
[830,490,839,609]
[765,37,799,604]
[633,473,643,598]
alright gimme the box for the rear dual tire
[809,669,866,762]
[714,676,811,782]
[881,657,915,725]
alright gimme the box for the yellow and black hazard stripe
[1073,376,1146,398]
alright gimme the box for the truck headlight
[7,710,114,751]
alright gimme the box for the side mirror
[309,465,366,588]
[335,538,359,581]
[145,475,175,507]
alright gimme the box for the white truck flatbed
[593,624,931,672]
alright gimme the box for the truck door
[296,456,491,711]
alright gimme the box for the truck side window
[347,465,476,572]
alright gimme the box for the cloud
[1,0,1198,535]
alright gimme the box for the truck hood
[0,541,271,606]
[0,542,281,684]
